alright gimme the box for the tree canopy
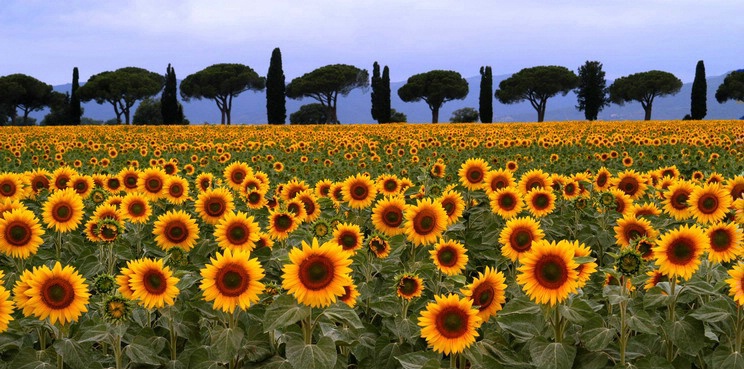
[266,48,286,124]
[479,66,493,123]
[609,70,682,120]
[289,103,329,125]
[496,65,578,122]
[690,60,707,120]
[0,73,54,125]
[180,63,265,125]
[715,71,744,104]
[575,61,609,121]
[286,64,368,124]
[161,64,185,125]
[450,107,479,123]
[77,67,164,124]
[397,70,469,123]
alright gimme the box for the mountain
[32,73,743,124]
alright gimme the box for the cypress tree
[266,47,286,124]
[380,66,391,123]
[690,60,707,120]
[576,61,610,121]
[70,67,82,125]
[161,63,182,124]
[479,66,493,123]
[371,62,381,122]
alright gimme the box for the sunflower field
[0,120,743,369]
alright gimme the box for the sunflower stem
[449,353,457,369]
[114,332,123,369]
[302,314,313,345]
[666,278,678,362]
[56,324,66,369]
[553,305,563,343]
[168,307,177,361]
[37,327,47,351]
[55,230,62,260]
[619,275,629,367]
[736,307,743,354]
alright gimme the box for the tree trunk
[226,94,233,125]
[124,109,131,125]
[537,107,545,122]
[644,105,652,121]
[431,107,439,123]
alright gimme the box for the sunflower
[267,209,299,240]
[24,262,90,325]
[499,216,545,262]
[281,238,353,308]
[661,180,695,220]
[644,269,668,291]
[195,187,235,225]
[371,196,407,237]
[593,167,612,192]
[342,174,377,209]
[458,158,491,191]
[26,168,51,195]
[69,175,94,198]
[163,176,190,205]
[285,198,308,223]
[376,174,402,196]
[120,192,152,223]
[561,179,581,200]
[116,259,139,300]
[726,263,744,306]
[706,222,743,263]
[630,202,662,218]
[404,198,448,246]
[13,268,36,316]
[634,237,656,260]
[614,216,658,248]
[460,266,507,322]
[103,175,123,193]
[254,233,274,250]
[127,258,180,309]
[611,170,647,200]
[489,186,524,219]
[117,167,140,193]
[482,169,515,195]
[367,234,391,258]
[328,182,345,206]
[42,188,85,233]
[339,283,360,308]
[152,210,200,252]
[295,190,321,223]
[429,162,446,179]
[396,274,424,300]
[572,241,598,288]
[518,169,553,194]
[653,225,708,280]
[0,173,26,201]
[725,176,744,202]
[51,167,78,191]
[517,240,580,306]
[431,239,468,276]
[688,183,732,224]
[195,172,214,192]
[606,188,633,217]
[314,179,333,198]
[418,293,482,355]
[333,222,364,253]
[214,211,261,252]
[0,208,45,259]
[437,190,465,225]
[244,189,268,210]
[524,188,556,218]
[136,167,168,200]
[0,286,13,333]
[223,161,253,191]
[200,248,265,313]
[280,179,309,201]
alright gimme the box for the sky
[1,0,742,86]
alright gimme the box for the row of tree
[1,52,743,125]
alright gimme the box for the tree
[77,67,164,124]
[575,61,609,121]
[133,98,164,125]
[266,48,286,124]
[715,70,744,104]
[161,64,184,124]
[450,107,479,123]
[390,109,407,123]
[41,91,72,126]
[495,66,578,122]
[479,66,493,123]
[286,64,369,124]
[690,60,707,120]
[0,74,54,125]
[180,63,264,125]
[70,67,82,125]
[289,103,329,124]
[398,70,469,123]
[609,70,682,121]
[371,62,392,123]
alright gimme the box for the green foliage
[161,63,185,125]
[41,91,72,126]
[70,67,82,125]
[286,64,369,124]
[449,107,479,123]
[133,97,164,125]
[398,70,469,123]
[390,108,407,123]
[575,61,609,121]
[690,60,707,120]
[608,70,682,120]
[77,67,165,124]
[0,73,54,125]
[479,66,493,123]
[180,63,265,125]
[495,65,578,122]
[266,48,287,124]
[371,62,392,123]
[289,103,330,125]
[715,71,744,104]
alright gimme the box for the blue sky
[1,0,742,85]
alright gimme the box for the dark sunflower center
[620,179,638,195]
[625,225,646,242]
[442,200,455,215]
[34,178,50,190]
[710,229,732,251]
[672,192,689,210]
[491,178,506,190]
[169,184,183,197]
[437,247,457,267]
[143,270,167,294]
[527,179,542,190]
[399,278,417,295]
[467,168,483,183]
[200,179,210,190]
[413,210,436,235]
[205,199,226,217]
[597,174,608,187]
[0,183,14,195]
[124,175,138,188]
[129,202,145,216]
[532,194,550,209]
[100,225,117,239]
[731,184,744,200]
[165,221,188,243]
[351,184,368,200]
[227,224,249,244]
[42,278,75,309]
[698,195,718,214]
[384,180,397,192]
[499,194,516,210]
[274,214,293,231]
[637,241,653,258]
[287,203,302,216]
[511,229,533,252]
[6,222,31,246]
[56,177,69,189]
[299,255,335,290]
[107,178,120,189]
[436,307,469,338]
[53,203,73,222]
[146,178,162,192]
[301,198,316,215]
[565,184,576,194]
[216,265,249,297]
[248,192,261,204]
[74,181,88,192]
[472,284,495,309]
[383,207,403,227]
[667,238,695,265]
[340,233,357,249]
[231,171,245,184]
[534,255,568,289]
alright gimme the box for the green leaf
[77,323,114,344]
[559,298,599,324]
[263,295,311,332]
[632,355,674,369]
[529,339,576,369]
[689,298,735,323]
[712,347,744,369]
[123,342,160,366]
[11,347,55,369]
[285,336,337,369]
[643,287,671,309]
[384,316,420,345]
[210,326,244,362]
[626,309,659,335]
[187,347,222,369]
[321,304,364,329]
[244,356,293,369]
[572,350,608,369]
[470,340,531,369]
[665,316,706,356]
[53,338,99,369]
[395,351,442,369]
[580,327,615,351]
